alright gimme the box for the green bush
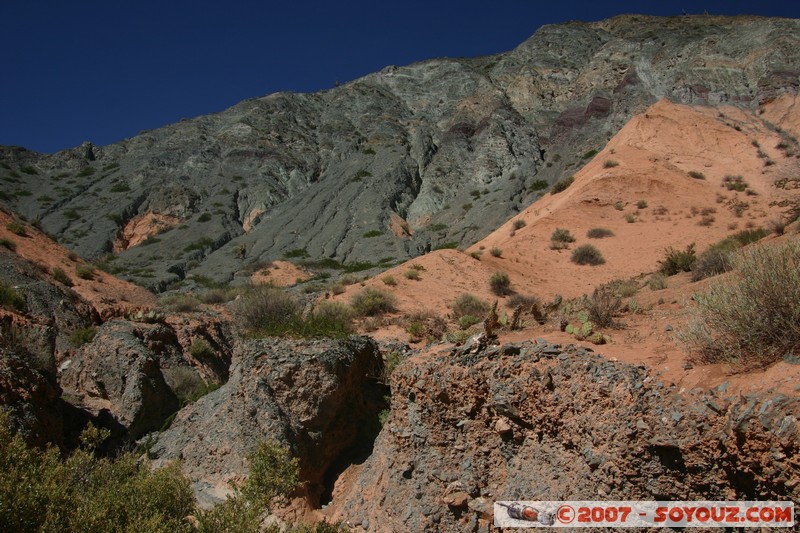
[586,286,621,328]
[404,269,420,280]
[160,294,201,312]
[234,286,353,338]
[571,244,605,266]
[658,244,696,275]
[490,247,502,257]
[636,199,648,209]
[603,160,619,168]
[0,281,25,312]
[5,221,25,236]
[350,287,396,317]
[528,179,548,191]
[0,238,15,251]
[587,228,614,239]
[75,265,95,280]
[52,267,73,287]
[722,175,748,192]
[189,339,214,359]
[648,273,668,291]
[512,219,526,230]
[688,170,706,180]
[0,416,195,533]
[458,315,481,329]
[109,182,131,193]
[363,230,383,238]
[681,241,800,365]
[731,227,768,246]
[550,228,576,243]
[382,275,396,286]
[489,271,511,296]
[551,176,574,194]
[451,293,489,319]
[691,238,739,281]
[69,326,97,347]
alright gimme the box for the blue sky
[2,1,799,153]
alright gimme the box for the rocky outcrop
[150,336,387,509]
[1,16,798,289]
[58,316,233,442]
[330,340,800,532]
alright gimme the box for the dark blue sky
[2,1,799,154]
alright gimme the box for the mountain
[1,15,799,291]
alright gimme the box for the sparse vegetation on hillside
[489,271,511,296]
[350,287,396,317]
[490,247,502,257]
[550,228,576,244]
[571,244,605,265]
[0,281,26,312]
[551,176,574,194]
[587,228,614,238]
[52,267,73,287]
[681,240,800,366]
[235,286,353,337]
[69,326,97,347]
[658,244,696,275]
[688,170,706,179]
[451,293,490,319]
[722,174,748,192]
[5,221,25,236]
[603,160,619,168]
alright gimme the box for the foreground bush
[0,418,195,532]
[681,240,800,366]
[691,238,739,281]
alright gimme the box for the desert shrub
[691,238,739,281]
[512,219,526,230]
[648,273,668,291]
[196,441,299,532]
[551,175,574,194]
[350,287,396,316]
[571,244,605,265]
[688,170,706,179]
[458,315,481,329]
[603,160,619,168]
[0,238,15,251]
[490,247,502,257]
[0,281,26,311]
[451,293,490,319]
[470,251,482,260]
[767,217,788,235]
[681,240,800,365]
[5,221,25,236]
[362,230,382,238]
[235,286,352,337]
[404,269,420,280]
[189,338,214,359]
[109,182,131,193]
[160,294,201,312]
[624,213,635,223]
[409,263,425,271]
[507,293,541,312]
[658,244,696,275]
[586,286,622,328]
[0,416,195,532]
[587,228,614,239]
[382,275,396,286]
[636,200,648,209]
[731,227,768,246]
[52,267,73,287]
[489,271,511,296]
[614,201,624,210]
[550,228,576,243]
[605,278,639,297]
[528,179,548,191]
[698,215,715,226]
[75,265,95,280]
[722,175,748,192]
[403,311,447,343]
[69,326,97,347]
[198,287,240,304]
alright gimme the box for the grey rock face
[150,335,386,507]
[331,341,800,532]
[1,15,799,289]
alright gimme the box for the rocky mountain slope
[1,15,799,290]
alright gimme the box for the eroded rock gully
[327,340,799,532]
